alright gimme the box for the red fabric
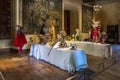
[18,47,22,53]
[91,28,99,39]
[14,32,27,47]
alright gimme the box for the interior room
[0,0,120,80]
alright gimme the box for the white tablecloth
[64,41,112,58]
[29,44,87,72]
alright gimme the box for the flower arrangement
[59,40,67,48]
[101,31,107,43]
[57,30,66,39]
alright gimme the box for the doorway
[64,10,70,35]
[0,0,11,39]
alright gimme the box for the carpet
[66,69,95,80]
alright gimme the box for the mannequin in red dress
[14,25,27,57]
[92,27,99,42]
[91,20,101,42]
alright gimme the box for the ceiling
[82,0,120,4]
[82,0,120,5]
[82,0,96,3]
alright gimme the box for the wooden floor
[0,48,119,80]
[92,46,120,80]
[92,61,120,80]
[0,50,69,80]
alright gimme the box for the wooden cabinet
[106,25,119,44]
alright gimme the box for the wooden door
[0,0,11,39]
[64,10,70,35]
[106,25,118,44]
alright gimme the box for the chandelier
[93,4,102,11]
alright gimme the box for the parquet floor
[0,50,69,80]
[0,47,119,80]
[92,61,120,80]
[92,45,120,80]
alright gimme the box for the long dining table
[66,41,112,58]
[29,44,87,72]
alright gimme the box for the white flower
[102,32,106,35]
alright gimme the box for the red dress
[14,30,27,47]
[91,28,98,39]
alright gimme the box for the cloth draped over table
[70,50,87,71]
[29,44,88,72]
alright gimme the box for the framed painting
[82,5,93,33]
[23,0,62,34]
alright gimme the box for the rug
[66,68,95,80]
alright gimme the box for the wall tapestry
[23,0,62,34]
[82,5,93,33]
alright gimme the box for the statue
[90,20,101,42]
[72,34,75,41]
[75,28,79,40]
[72,28,79,41]
[51,17,56,41]
[100,32,107,44]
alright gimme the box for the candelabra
[93,4,102,11]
